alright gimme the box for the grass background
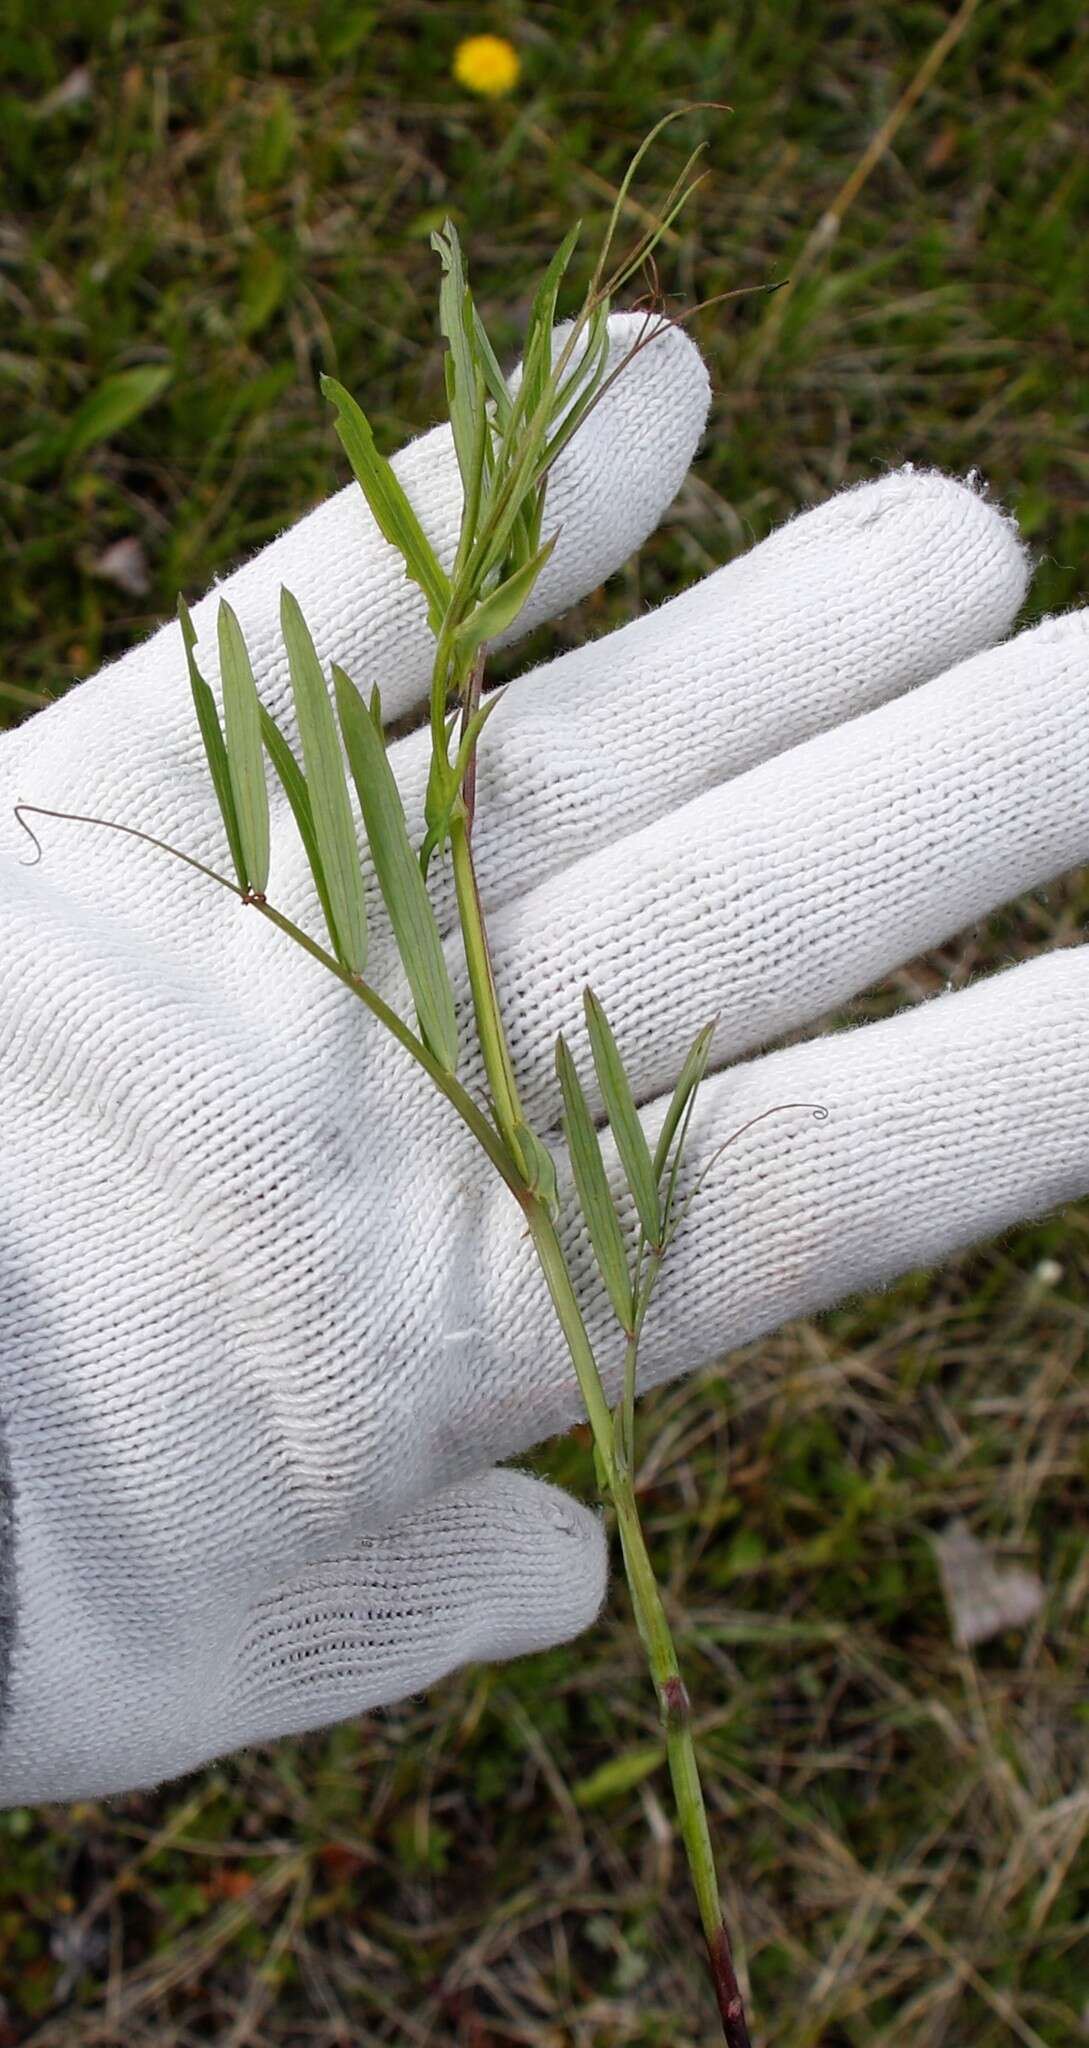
[2,1,1088,2040]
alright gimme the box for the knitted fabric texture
[5,322,1082,1804]
[0,315,703,1800]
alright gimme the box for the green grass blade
[556,1033,634,1333]
[66,362,172,461]
[280,588,368,975]
[178,596,248,891]
[319,375,450,631]
[583,988,660,1247]
[216,600,270,897]
[652,1018,717,1185]
[333,663,458,1070]
[257,702,344,964]
[573,1745,665,1808]
[454,533,557,661]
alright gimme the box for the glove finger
[468,945,1089,1464]
[469,607,1088,1127]
[216,1469,605,1750]
[390,467,1027,929]
[2,314,708,865]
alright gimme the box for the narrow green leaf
[431,222,479,489]
[513,1121,559,1219]
[420,689,506,878]
[333,663,458,1070]
[472,417,552,586]
[506,493,541,573]
[469,340,576,583]
[519,221,581,422]
[216,600,270,897]
[420,740,458,881]
[583,988,660,1246]
[67,363,172,460]
[661,1076,703,1246]
[453,533,557,661]
[469,304,511,424]
[280,588,368,975]
[556,1033,634,1332]
[541,304,613,472]
[319,376,450,630]
[258,702,342,962]
[573,1745,665,1809]
[557,294,612,403]
[494,225,580,488]
[652,1018,717,1185]
[178,597,248,891]
[451,358,490,585]
[450,689,503,791]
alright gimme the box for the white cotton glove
[3,306,1086,1806]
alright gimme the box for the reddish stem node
[661,1675,690,1729]
[707,1922,753,2048]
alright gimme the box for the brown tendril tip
[13,802,43,865]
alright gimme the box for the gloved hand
[3,309,1086,1806]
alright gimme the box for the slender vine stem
[523,1200,751,2046]
[613,1486,752,2047]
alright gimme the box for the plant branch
[13,800,525,1203]
[611,1482,752,2047]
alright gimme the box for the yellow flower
[453,34,520,99]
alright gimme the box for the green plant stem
[521,1199,751,2045]
[611,1476,751,2047]
[434,620,754,2032]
